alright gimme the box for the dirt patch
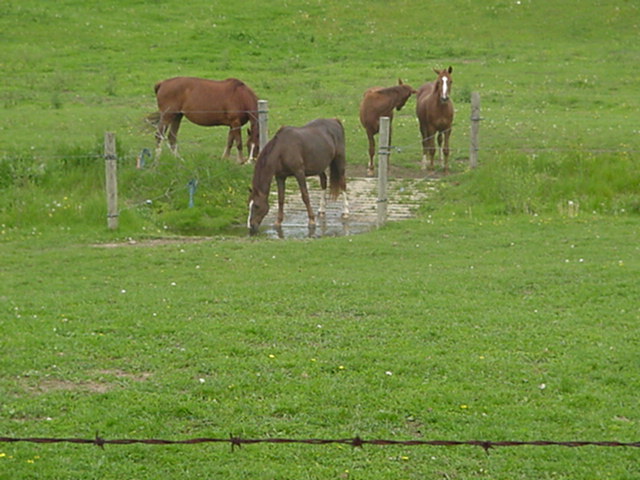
[22,371,152,395]
[94,236,213,248]
[30,378,111,394]
[96,369,153,382]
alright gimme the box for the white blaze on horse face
[441,77,449,100]
[247,200,254,228]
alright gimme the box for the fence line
[2,435,639,454]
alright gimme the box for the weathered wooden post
[258,99,269,152]
[469,92,481,169]
[377,116,390,227]
[104,132,118,230]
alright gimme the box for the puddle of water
[259,218,376,239]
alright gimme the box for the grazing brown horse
[416,67,454,173]
[247,118,349,235]
[152,77,259,163]
[359,79,416,176]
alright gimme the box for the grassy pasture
[1,0,640,478]
[2,216,640,478]
[1,0,639,233]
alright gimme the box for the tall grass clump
[0,141,252,236]
[118,152,252,236]
[436,151,640,216]
[0,144,109,232]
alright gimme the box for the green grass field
[1,0,640,478]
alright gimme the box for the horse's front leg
[275,177,286,228]
[425,128,437,171]
[295,175,315,227]
[442,129,452,174]
[419,123,430,170]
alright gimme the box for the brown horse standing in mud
[416,67,454,173]
[151,77,259,163]
[359,79,415,176]
[247,118,349,235]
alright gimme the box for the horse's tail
[329,119,346,200]
[329,156,346,200]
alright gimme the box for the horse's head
[247,188,269,235]
[395,79,417,111]
[434,67,453,102]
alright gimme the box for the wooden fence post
[258,99,269,152]
[377,116,390,227]
[469,92,481,169]
[104,132,118,230]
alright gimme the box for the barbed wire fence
[2,92,638,231]
[2,435,639,454]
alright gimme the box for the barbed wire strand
[1,435,639,454]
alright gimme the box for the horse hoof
[318,211,326,218]
[366,169,375,177]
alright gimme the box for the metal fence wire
[1,435,639,454]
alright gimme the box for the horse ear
[448,66,453,74]
[433,68,440,75]
[398,78,403,85]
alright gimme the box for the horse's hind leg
[341,190,350,219]
[366,132,376,177]
[318,173,327,218]
[275,176,286,228]
[155,124,166,159]
[294,174,316,227]
[167,116,183,158]
[155,115,170,159]
[224,125,245,164]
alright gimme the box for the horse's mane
[226,78,252,94]
[375,85,405,96]
[252,127,284,191]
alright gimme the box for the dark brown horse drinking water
[247,118,349,235]
[416,67,454,173]
[359,79,415,176]
[152,77,259,163]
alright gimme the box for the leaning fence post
[258,99,269,152]
[377,116,390,227]
[104,132,118,230]
[469,92,481,169]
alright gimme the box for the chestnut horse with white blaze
[152,77,259,163]
[359,79,416,176]
[416,67,454,173]
[247,118,349,235]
